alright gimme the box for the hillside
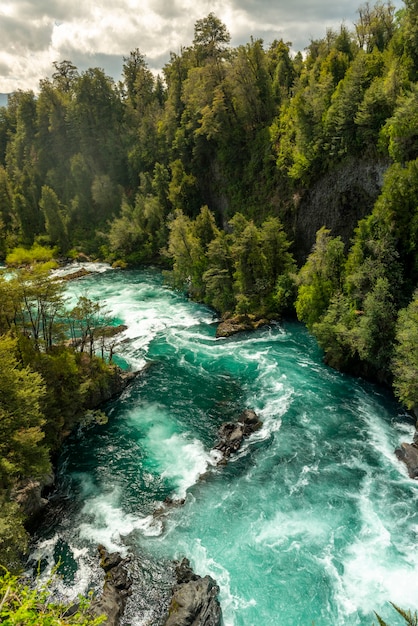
[0,1,417,529]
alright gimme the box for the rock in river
[89,545,132,626]
[213,408,262,464]
[164,558,222,626]
[395,442,418,479]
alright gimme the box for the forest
[0,0,417,613]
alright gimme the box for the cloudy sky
[0,0,404,93]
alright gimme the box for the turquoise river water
[31,265,418,626]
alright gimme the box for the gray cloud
[231,0,362,22]
[0,14,53,52]
[227,0,375,50]
[0,0,404,93]
[7,0,90,21]
[53,46,124,81]
[0,60,11,77]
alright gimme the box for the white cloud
[0,0,405,93]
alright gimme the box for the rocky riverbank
[17,364,144,522]
[164,558,222,626]
[89,546,133,626]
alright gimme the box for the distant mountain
[0,94,10,107]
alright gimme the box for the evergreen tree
[0,335,50,491]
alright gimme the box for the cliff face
[82,366,140,410]
[293,157,389,263]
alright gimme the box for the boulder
[164,558,222,626]
[213,409,262,464]
[60,267,92,281]
[12,473,55,518]
[89,545,132,626]
[216,315,270,338]
[95,324,128,339]
[395,442,418,479]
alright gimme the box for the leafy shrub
[6,245,57,267]
[0,567,105,625]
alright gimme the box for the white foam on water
[181,539,257,626]
[78,491,163,553]
[317,538,355,626]
[69,472,98,499]
[156,434,215,499]
[356,392,418,480]
[328,474,418,623]
[50,555,94,601]
[58,267,214,371]
[240,348,271,362]
[128,402,216,498]
[28,536,96,600]
[109,298,213,370]
[254,509,331,549]
[289,462,320,494]
[51,261,113,278]
[126,609,155,626]
[29,535,59,571]
[247,380,293,441]
[209,448,224,465]
[337,543,418,621]
[35,270,418,625]
[395,422,417,442]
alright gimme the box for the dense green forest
[0,0,418,583]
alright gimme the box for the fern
[374,603,418,626]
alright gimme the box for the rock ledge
[164,558,222,626]
[89,545,132,626]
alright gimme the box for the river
[31,265,418,625]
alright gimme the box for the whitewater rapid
[32,266,418,626]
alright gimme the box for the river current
[31,265,418,625]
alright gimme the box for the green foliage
[295,228,345,330]
[0,500,29,574]
[203,230,235,313]
[39,186,69,253]
[166,207,295,317]
[0,5,411,259]
[304,151,418,381]
[375,603,418,625]
[14,265,66,351]
[193,12,231,63]
[367,160,418,290]
[0,568,105,625]
[231,219,265,305]
[165,208,209,300]
[353,276,397,371]
[6,244,56,267]
[354,1,397,53]
[0,335,50,490]
[107,191,167,264]
[324,49,385,157]
[313,291,356,370]
[380,86,418,162]
[392,291,418,410]
[30,349,84,447]
[0,7,417,407]
[400,0,418,80]
[0,264,128,568]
